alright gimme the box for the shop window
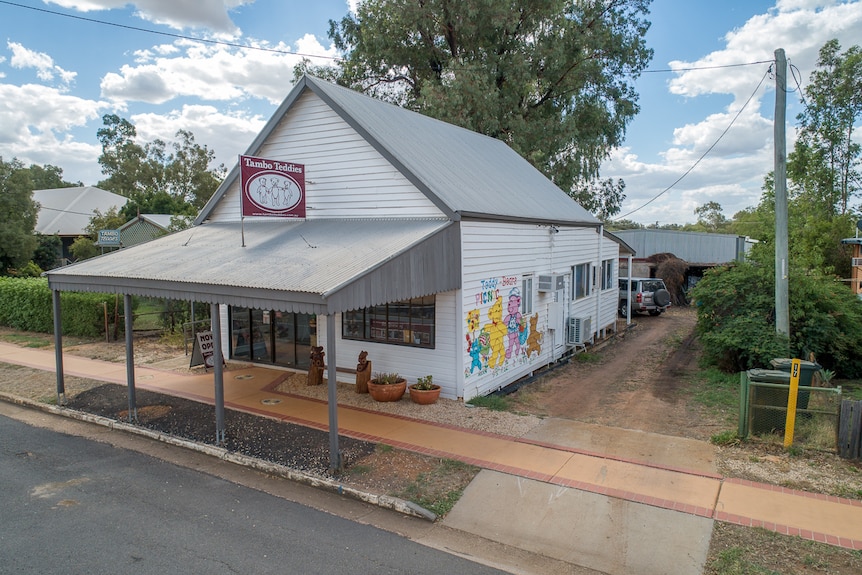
[342,296,435,348]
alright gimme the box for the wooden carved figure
[355,350,371,393]
[307,345,325,386]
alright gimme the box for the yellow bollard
[783,358,802,448]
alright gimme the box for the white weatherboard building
[47,75,632,410]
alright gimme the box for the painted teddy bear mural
[486,296,508,369]
[504,287,525,359]
[466,279,545,376]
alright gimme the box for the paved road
[0,413,507,575]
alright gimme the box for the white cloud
[7,42,76,88]
[47,0,250,34]
[605,0,862,225]
[0,83,108,182]
[100,37,338,106]
[131,104,267,169]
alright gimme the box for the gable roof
[197,75,599,227]
[34,186,128,236]
[114,214,174,247]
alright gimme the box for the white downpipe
[595,225,603,341]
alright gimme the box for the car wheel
[653,289,671,308]
[618,301,629,317]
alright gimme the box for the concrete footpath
[1,342,861,575]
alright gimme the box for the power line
[642,60,773,73]
[37,205,108,217]
[0,0,339,61]
[2,1,774,74]
[613,65,772,221]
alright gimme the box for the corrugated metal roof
[610,229,745,265]
[34,186,128,236]
[47,219,460,314]
[198,75,599,227]
[139,214,173,229]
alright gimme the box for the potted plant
[367,372,407,402]
[409,375,441,405]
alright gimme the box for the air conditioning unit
[567,316,591,346]
[537,274,566,293]
[852,258,862,267]
[554,274,566,291]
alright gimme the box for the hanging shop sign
[240,154,306,218]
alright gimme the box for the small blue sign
[98,229,121,246]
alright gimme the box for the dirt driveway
[507,306,727,440]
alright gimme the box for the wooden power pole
[774,48,789,336]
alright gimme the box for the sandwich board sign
[190,330,223,369]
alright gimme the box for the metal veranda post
[211,303,226,444]
[326,314,342,472]
[124,293,137,422]
[52,289,65,405]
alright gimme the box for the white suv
[619,277,671,317]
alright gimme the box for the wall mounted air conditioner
[537,274,566,293]
[567,317,591,346]
[852,258,862,267]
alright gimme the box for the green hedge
[0,277,123,338]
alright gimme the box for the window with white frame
[521,275,533,315]
[573,263,591,300]
[601,259,614,290]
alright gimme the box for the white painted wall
[316,291,461,399]
[207,91,444,223]
[459,221,618,401]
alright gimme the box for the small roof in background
[34,186,128,236]
[118,214,174,231]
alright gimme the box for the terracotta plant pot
[409,384,441,405]
[367,379,407,402]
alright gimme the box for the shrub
[8,261,43,277]
[0,277,123,338]
[692,261,862,377]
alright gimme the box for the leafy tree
[789,39,862,216]
[28,163,81,190]
[575,178,626,221]
[96,115,225,218]
[691,201,729,232]
[605,218,643,230]
[165,130,226,210]
[745,170,855,277]
[0,157,39,275]
[33,234,62,271]
[322,0,653,217]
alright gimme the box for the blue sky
[1,0,861,225]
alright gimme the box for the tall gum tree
[324,0,653,217]
[789,39,862,217]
